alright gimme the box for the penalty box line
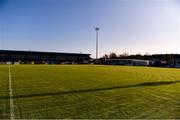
[8,64,15,120]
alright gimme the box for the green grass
[0,65,9,119]
[1,65,180,118]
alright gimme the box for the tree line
[101,52,180,61]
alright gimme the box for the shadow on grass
[1,80,180,99]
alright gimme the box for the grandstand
[0,50,91,64]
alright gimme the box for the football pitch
[0,65,180,119]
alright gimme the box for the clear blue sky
[1,0,180,58]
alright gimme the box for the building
[0,50,91,64]
[103,59,150,66]
[169,58,180,68]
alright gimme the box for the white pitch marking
[9,64,15,119]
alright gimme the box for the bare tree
[109,52,118,59]
[102,54,109,59]
[119,52,129,59]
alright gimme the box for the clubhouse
[102,59,150,66]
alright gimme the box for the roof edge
[0,49,91,55]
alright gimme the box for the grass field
[1,65,180,119]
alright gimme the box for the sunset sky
[1,0,180,58]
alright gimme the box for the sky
[1,0,180,58]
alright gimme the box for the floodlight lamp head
[95,27,99,31]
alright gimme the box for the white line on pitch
[9,64,15,120]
